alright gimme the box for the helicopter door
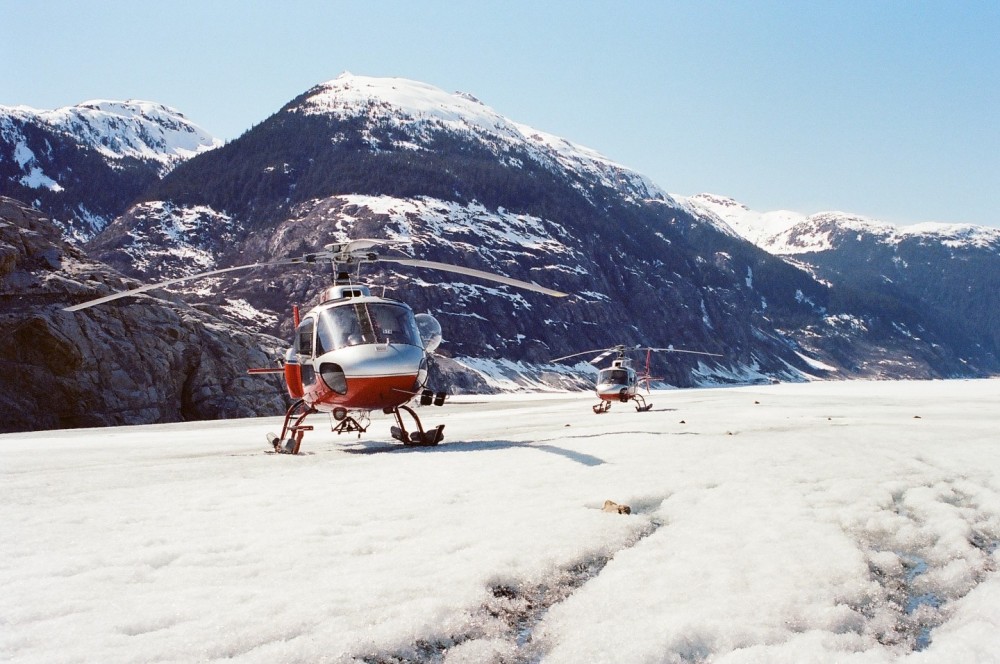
[294,317,317,386]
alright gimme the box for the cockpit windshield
[315,302,421,354]
[598,368,630,385]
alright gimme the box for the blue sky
[4,1,998,227]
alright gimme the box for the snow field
[2,380,999,663]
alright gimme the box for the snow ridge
[1,100,220,175]
[681,193,1000,254]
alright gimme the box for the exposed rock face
[0,197,287,433]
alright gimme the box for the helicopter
[551,344,721,414]
[65,239,568,453]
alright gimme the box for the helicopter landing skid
[268,399,317,454]
[389,404,444,446]
[632,394,653,412]
[593,401,611,414]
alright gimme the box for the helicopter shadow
[342,439,606,467]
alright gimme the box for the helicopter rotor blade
[646,347,724,358]
[589,348,617,365]
[63,239,568,312]
[62,258,301,312]
[550,347,614,363]
[552,344,722,365]
[376,257,568,298]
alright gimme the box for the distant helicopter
[65,239,567,453]
[551,344,721,413]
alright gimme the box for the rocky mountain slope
[0,101,220,242]
[0,196,285,433]
[682,194,1000,372]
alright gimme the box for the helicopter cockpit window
[295,318,315,357]
[369,303,420,346]
[315,302,421,352]
[315,307,355,354]
[599,369,629,384]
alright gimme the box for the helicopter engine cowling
[415,313,443,353]
[284,347,304,399]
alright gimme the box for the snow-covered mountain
[4,74,999,432]
[4,99,220,172]
[681,193,1000,375]
[681,193,1000,255]
[87,75,1000,390]
[0,100,220,240]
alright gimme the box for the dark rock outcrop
[0,197,287,433]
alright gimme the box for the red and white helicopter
[551,344,721,414]
[65,239,567,453]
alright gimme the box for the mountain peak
[676,193,805,246]
[2,99,222,240]
[288,74,673,206]
[294,73,508,133]
[690,193,748,212]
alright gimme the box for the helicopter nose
[322,343,424,379]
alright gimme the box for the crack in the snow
[356,501,667,663]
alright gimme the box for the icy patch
[844,480,1000,652]
[18,167,63,192]
[700,298,713,330]
[794,289,824,313]
[578,290,609,302]
[794,351,837,372]
[12,139,36,167]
